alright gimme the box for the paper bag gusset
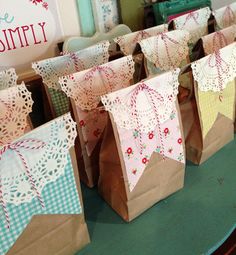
[213,3,236,30]
[59,56,135,187]
[114,24,168,56]
[0,114,86,255]
[32,41,110,117]
[173,7,211,45]
[0,69,18,90]
[192,42,236,139]
[0,84,33,145]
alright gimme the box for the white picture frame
[0,0,81,80]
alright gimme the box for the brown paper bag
[1,114,90,255]
[59,56,135,187]
[99,70,185,221]
[178,43,236,165]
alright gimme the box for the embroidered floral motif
[30,0,49,10]
[93,0,119,32]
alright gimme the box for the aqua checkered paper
[48,88,70,117]
[0,154,82,255]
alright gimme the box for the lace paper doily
[0,84,33,145]
[202,25,236,55]
[0,113,77,206]
[174,7,211,44]
[101,69,180,133]
[0,69,18,90]
[140,30,190,71]
[32,41,110,90]
[114,24,168,55]
[191,42,236,92]
[59,56,135,111]
[213,3,236,29]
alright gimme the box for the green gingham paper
[48,88,70,117]
[0,115,82,255]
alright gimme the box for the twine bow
[155,32,181,69]
[61,51,83,73]
[182,11,200,27]
[132,30,151,44]
[0,139,46,230]
[129,83,166,159]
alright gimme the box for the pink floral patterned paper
[102,69,185,191]
[60,56,135,156]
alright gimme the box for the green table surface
[76,138,236,255]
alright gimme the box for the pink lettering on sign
[0,22,48,53]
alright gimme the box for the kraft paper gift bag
[99,69,185,222]
[179,43,236,165]
[32,41,110,118]
[0,113,90,255]
[0,83,33,145]
[0,69,18,90]
[213,3,236,30]
[92,0,119,33]
[114,24,168,83]
[59,56,135,188]
[139,30,190,77]
[192,25,236,61]
[173,7,211,56]
[202,25,236,55]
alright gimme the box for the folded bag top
[191,42,236,139]
[32,41,110,117]
[173,7,211,44]
[0,69,18,90]
[114,24,168,56]
[0,114,83,255]
[101,69,185,192]
[32,41,110,91]
[201,25,236,55]
[139,30,190,72]
[213,2,236,30]
[0,84,33,146]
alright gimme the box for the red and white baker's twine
[132,30,151,44]
[155,32,182,69]
[130,83,166,159]
[223,6,236,27]
[182,11,200,27]
[84,66,115,108]
[0,139,46,230]
[61,51,84,73]
[208,32,229,101]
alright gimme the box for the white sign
[0,0,80,79]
